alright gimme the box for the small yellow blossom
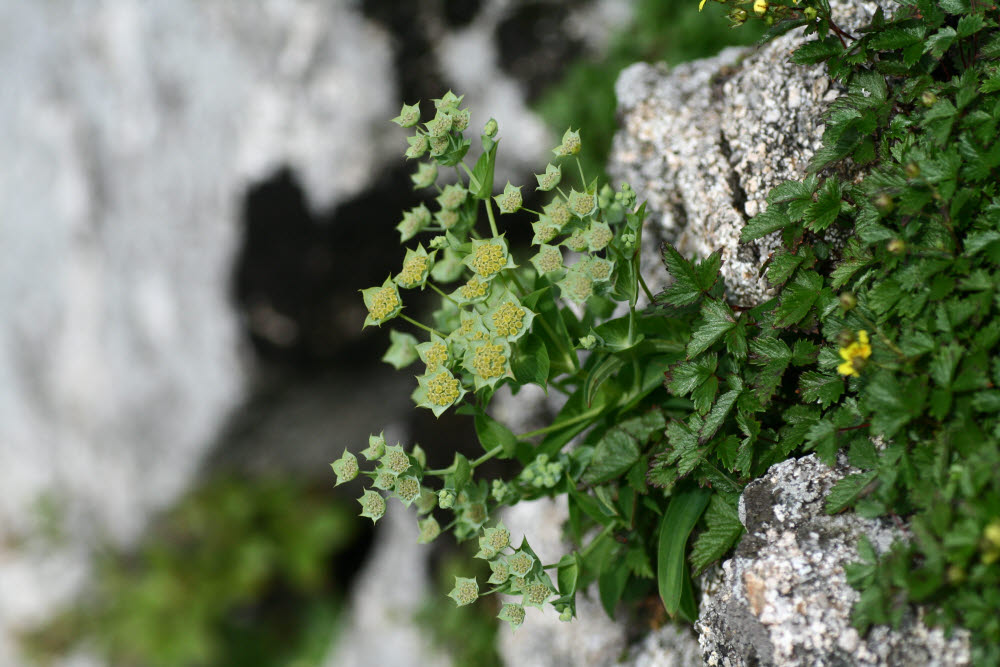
[471,243,505,277]
[837,330,872,377]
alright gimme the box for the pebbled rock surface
[697,455,971,667]
[611,1,888,307]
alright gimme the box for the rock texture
[611,1,887,306]
[698,455,970,666]
[0,1,396,663]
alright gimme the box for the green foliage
[23,476,359,667]
[357,1,1000,661]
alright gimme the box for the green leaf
[790,36,844,65]
[592,315,643,352]
[657,486,711,620]
[512,333,550,387]
[584,355,625,408]
[557,553,580,596]
[599,552,630,618]
[667,353,718,397]
[774,271,823,328]
[766,249,806,286]
[690,494,744,574]
[740,205,792,243]
[805,419,838,465]
[660,244,702,307]
[584,429,641,485]
[800,371,845,409]
[467,139,498,199]
[452,453,472,490]
[700,390,741,444]
[825,471,879,514]
[805,178,843,231]
[694,250,723,292]
[474,413,519,458]
[687,300,737,358]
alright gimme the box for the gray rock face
[697,455,971,667]
[0,1,395,662]
[611,1,887,306]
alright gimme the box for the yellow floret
[472,343,507,379]
[472,243,505,277]
[370,285,400,320]
[426,371,460,406]
[837,330,872,377]
[398,256,428,287]
[461,277,489,299]
[492,302,526,337]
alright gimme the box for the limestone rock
[611,2,889,306]
[697,455,971,667]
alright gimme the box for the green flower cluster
[350,93,655,628]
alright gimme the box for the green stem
[401,314,444,338]
[578,524,616,560]
[517,404,605,439]
[485,198,500,238]
[471,445,503,468]
[575,156,587,187]
[638,272,655,303]
[429,282,459,306]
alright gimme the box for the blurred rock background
[0,1,760,665]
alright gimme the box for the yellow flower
[699,0,708,11]
[837,330,872,377]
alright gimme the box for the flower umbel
[837,330,872,377]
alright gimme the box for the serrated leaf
[690,494,744,574]
[766,248,806,286]
[805,178,843,231]
[584,429,641,484]
[928,342,963,387]
[700,390,741,444]
[790,36,844,64]
[800,371,845,409]
[625,546,655,579]
[825,471,879,514]
[805,419,838,465]
[740,205,792,242]
[687,300,736,358]
[657,487,711,620]
[694,250,723,292]
[775,271,823,328]
[667,353,718,397]
[660,243,702,307]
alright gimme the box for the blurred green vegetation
[537,0,765,178]
[415,551,502,667]
[23,476,363,667]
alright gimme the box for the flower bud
[450,108,471,132]
[904,162,921,179]
[358,490,386,523]
[535,163,562,192]
[411,162,438,189]
[921,91,938,107]
[425,111,454,138]
[494,182,523,214]
[753,0,768,16]
[448,576,480,606]
[874,193,894,215]
[803,6,818,20]
[498,603,525,630]
[887,238,906,254]
[331,449,359,486]
[484,118,498,138]
[839,292,857,310]
[391,102,421,128]
[417,516,441,544]
[439,489,456,509]
[405,134,429,160]
[729,7,748,25]
[559,608,573,622]
[362,432,386,461]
